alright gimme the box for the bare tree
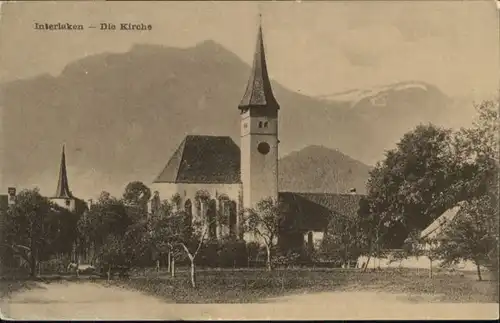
[244,197,283,271]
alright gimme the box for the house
[150,19,366,254]
[358,202,483,271]
[420,202,464,242]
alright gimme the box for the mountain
[0,41,466,198]
[278,145,371,194]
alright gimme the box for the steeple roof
[54,145,73,199]
[238,16,279,112]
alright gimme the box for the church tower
[239,16,280,210]
[51,145,76,212]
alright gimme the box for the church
[150,20,365,254]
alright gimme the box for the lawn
[101,267,499,304]
[0,279,41,299]
[0,273,86,299]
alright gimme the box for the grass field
[102,267,499,304]
[1,267,497,304]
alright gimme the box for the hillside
[278,145,371,194]
[1,41,460,198]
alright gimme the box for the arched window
[229,200,237,238]
[258,121,263,128]
[207,199,217,240]
[264,121,269,128]
[184,199,193,224]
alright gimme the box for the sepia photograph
[0,0,498,320]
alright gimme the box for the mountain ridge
[1,41,466,199]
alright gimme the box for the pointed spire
[54,144,72,198]
[238,13,279,113]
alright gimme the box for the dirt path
[1,282,498,320]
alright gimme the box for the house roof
[420,202,464,240]
[54,145,73,199]
[278,192,365,231]
[154,135,241,184]
[238,20,279,113]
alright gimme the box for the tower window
[65,199,71,207]
[258,121,263,128]
[264,121,269,128]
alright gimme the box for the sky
[0,1,498,101]
[0,1,498,199]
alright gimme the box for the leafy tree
[98,234,129,280]
[124,217,151,267]
[356,195,392,271]
[177,215,212,288]
[171,193,182,212]
[123,182,151,222]
[320,213,365,268]
[439,100,499,280]
[148,211,183,275]
[402,230,441,278]
[244,197,284,271]
[123,181,152,207]
[366,124,461,248]
[434,196,497,281]
[194,189,211,220]
[148,207,214,287]
[77,192,131,264]
[0,188,76,277]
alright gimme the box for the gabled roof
[279,192,365,231]
[238,19,279,113]
[420,202,464,240]
[154,135,241,184]
[54,145,73,199]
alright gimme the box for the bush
[198,239,248,268]
[246,242,262,262]
[218,239,247,267]
[40,258,68,274]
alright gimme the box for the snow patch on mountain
[317,81,431,108]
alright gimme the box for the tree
[77,192,131,265]
[123,182,151,221]
[402,230,441,278]
[356,195,392,271]
[171,193,182,212]
[434,196,497,281]
[148,212,181,275]
[124,217,151,267]
[148,207,214,288]
[177,214,212,288]
[194,189,211,219]
[366,124,462,248]
[0,188,76,277]
[123,181,152,207]
[244,197,284,271]
[440,100,499,280]
[98,234,128,281]
[320,214,366,268]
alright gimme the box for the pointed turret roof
[238,15,279,112]
[54,145,73,198]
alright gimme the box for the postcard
[0,1,498,320]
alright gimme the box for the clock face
[257,142,270,155]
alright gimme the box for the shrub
[218,239,247,267]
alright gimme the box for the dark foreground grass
[0,275,96,299]
[0,280,41,299]
[102,267,499,304]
